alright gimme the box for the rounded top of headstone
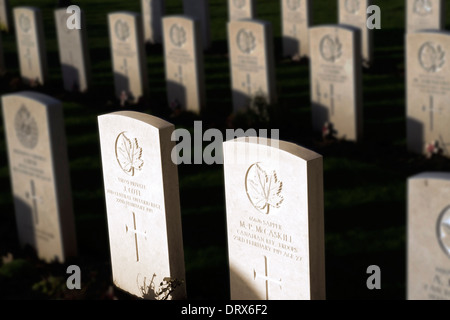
[13,6,40,13]
[310,24,361,33]
[226,136,322,162]
[408,29,450,36]
[2,91,61,108]
[408,172,450,182]
[163,15,196,23]
[228,18,272,27]
[108,11,141,18]
[98,111,174,131]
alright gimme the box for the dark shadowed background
[0,0,449,300]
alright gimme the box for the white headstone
[14,7,48,86]
[228,0,256,21]
[98,111,186,300]
[141,0,165,44]
[309,25,363,142]
[407,0,445,33]
[54,8,91,93]
[108,12,149,105]
[0,0,10,32]
[408,172,450,300]
[163,15,206,114]
[1,91,77,263]
[281,0,312,59]
[338,0,374,67]
[228,19,277,113]
[223,137,326,300]
[183,0,211,50]
[406,31,450,157]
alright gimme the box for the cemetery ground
[0,0,449,300]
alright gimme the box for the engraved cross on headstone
[68,51,74,67]
[422,95,442,131]
[290,24,298,37]
[66,51,79,91]
[25,179,43,226]
[242,73,252,96]
[316,81,322,104]
[120,58,129,77]
[329,83,335,116]
[174,65,184,84]
[253,256,282,300]
[125,211,147,262]
[24,47,32,70]
[322,83,335,116]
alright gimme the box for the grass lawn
[0,0,449,300]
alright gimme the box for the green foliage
[231,92,275,130]
[32,276,66,298]
[0,259,33,279]
[155,277,184,301]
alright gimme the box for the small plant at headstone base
[139,273,184,300]
[120,90,129,107]
[249,90,271,123]
[231,91,274,130]
[169,99,183,117]
[29,78,41,88]
[426,140,443,159]
[32,275,67,298]
[155,277,184,300]
[322,122,337,141]
[291,54,301,62]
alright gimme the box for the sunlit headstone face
[408,173,450,300]
[407,0,444,33]
[2,92,76,263]
[98,111,186,300]
[310,25,363,142]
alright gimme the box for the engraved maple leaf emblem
[233,0,246,9]
[345,0,360,14]
[237,29,256,54]
[115,20,130,41]
[15,105,38,149]
[414,0,432,16]
[245,163,284,215]
[115,132,144,176]
[170,24,186,47]
[438,209,450,258]
[419,42,445,72]
[19,14,31,33]
[320,35,342,63]
[442,217,450,235]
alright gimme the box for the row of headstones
[406,0,450,299]
[1,1,449,156]
[2,90,449,300]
